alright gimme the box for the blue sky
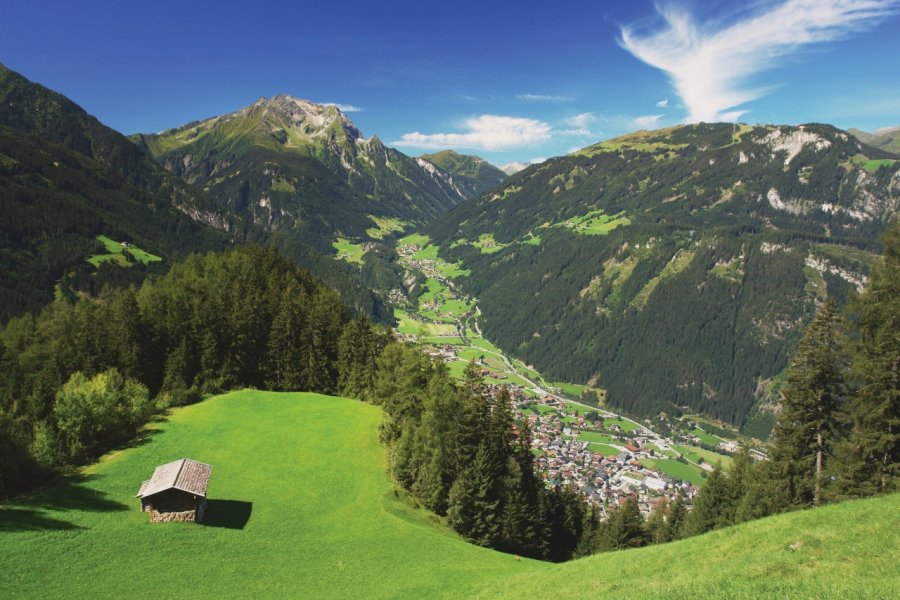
[2,0,898,167]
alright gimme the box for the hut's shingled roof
[136,459,212,499]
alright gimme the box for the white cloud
[566,112,598,128]
[394,115,553,151]
[517,93,575,102]
[634,114,664,129]
[620,0,898,123]
[556,127,592,136]
[500,158,546,175]
[656,99,669,108]
[322,103,364,112]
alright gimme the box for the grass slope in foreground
[0,391,531,598]
[468,492,899,599]
[2,390,897,599]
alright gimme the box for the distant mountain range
[849,126,900,154]
[426,122,899,435]
[131,95,470,252]
[1,66,502,321]
[4,60,898,436]
[418,149,507,199]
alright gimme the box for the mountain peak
[241,94,361,141]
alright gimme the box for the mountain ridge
[418,149,507,199]
[425,121,899,433]
[134,94,468,252]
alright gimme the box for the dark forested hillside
[0,66,390,323]
[426,123,899,433]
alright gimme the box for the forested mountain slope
[418,150,507,199]
[426,123,900,434]
[0,66,390,322]
[0,64,229,320]
[133,96,467,252]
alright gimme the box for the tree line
[0,246,387,496]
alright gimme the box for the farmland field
[639,458,705,486]
[675,445,734,470]
[87,235,162,268]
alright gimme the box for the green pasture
[467,493,900,599]
[3,390,894,598]
[0,391,538,598]
[639,458,705,486]
[675,445,733,470]
[579,431,617,445]
[87,235,162,268]
[332,237,366,265]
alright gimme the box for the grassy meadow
[87,235,162,268]
[1,390,897,598]
[0,391,532,598]
[468,492,900,599]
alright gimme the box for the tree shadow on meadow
[0,473,128,533]
[202,499,253,530]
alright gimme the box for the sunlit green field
[2,390,896,599]
[0,391,533,598]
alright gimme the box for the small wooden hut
[136,458,212,523]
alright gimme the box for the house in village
[136,458,212,523]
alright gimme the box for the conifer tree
[645,497,669,544]
[600,495,648,551]
[769,301,846,507]
[840,224,899,495]
[683,463,730,535]
[665,494,686,541]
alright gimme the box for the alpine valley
[3,62,899,438]
[425,124,899,435]
[1,50,899,600]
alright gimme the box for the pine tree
[665,494,686,541]
[841,224,899,495]
[601,495,649,550]
[645,497,669,544]
[683,463,730,535]
[768,301,846,507]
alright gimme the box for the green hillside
[2,389,897,598]
[0,391,530,598]
[419,149,507,199]
[0,66,389,323]
[849,126,900,154]
[469,492,899,599]
[425,122,899,432]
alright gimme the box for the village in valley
[388,234,756,518]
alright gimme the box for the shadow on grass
[202,499,252,530]
[0,508,86,532]
[0,474,127,532]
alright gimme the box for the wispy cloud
[322,102,364,113]
[620,0,898,122]
[634,114,664,129]
[394,115,553,151]
[566,112,598,128]
[517,93,575,102]
[656,99,669,108]
[555,113,599,136]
